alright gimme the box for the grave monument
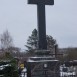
[28,0,54,50]
[26,0,60,77]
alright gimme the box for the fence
[20,65,77,77]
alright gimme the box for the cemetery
[0,0,77,77]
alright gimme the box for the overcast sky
[0,0,77,50]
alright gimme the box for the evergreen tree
[25,29,38,53]
[25,29,57,54]
[47,35,56,50]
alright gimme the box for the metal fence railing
[20,72,76,77]
[20,67,77,77]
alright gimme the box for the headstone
[26,0,60,77]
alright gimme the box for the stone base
[26,50,60,77]
[35,49,50,53]
[27,58,60,77]
[26,50,55,61]
[35,50,51,55]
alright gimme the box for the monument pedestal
[26,0,60,76]
[26,50,60,77]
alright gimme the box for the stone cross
[28,0,54,50]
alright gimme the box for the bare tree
[0,30,13,50]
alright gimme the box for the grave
[26,0,60,77]
[27,58,60,77]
